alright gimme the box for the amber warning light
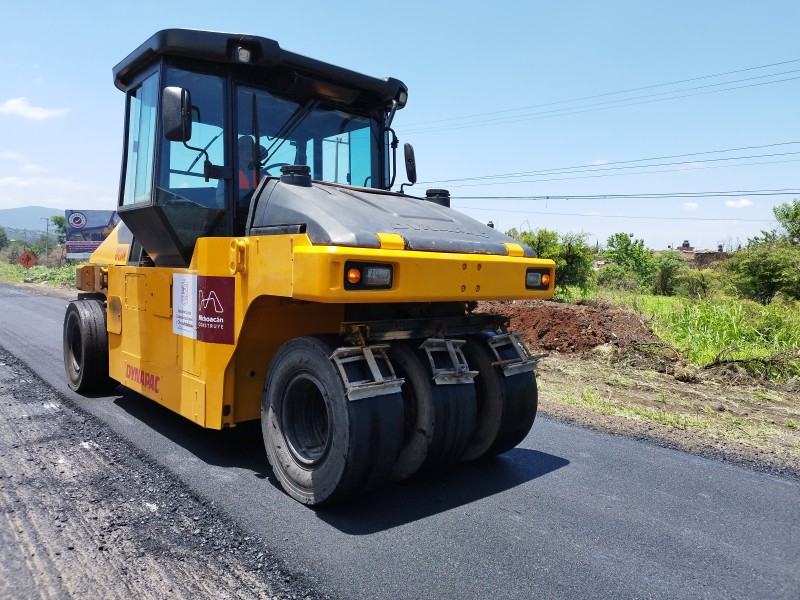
[344,262,393,290]
[525,269,551,290]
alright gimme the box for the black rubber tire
[460,335,538,460]
[388,341,477,480]
[262,335,404,505]
[63,299,114,393]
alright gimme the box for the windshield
[236,85,381,188]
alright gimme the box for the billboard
[65,210,120,259]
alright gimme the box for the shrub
[650,251,686,296]
[725,243,800,303]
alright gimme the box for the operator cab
[113,29,408,267]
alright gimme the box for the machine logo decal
[172,274,235,344]
[126,363,161,393]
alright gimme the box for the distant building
[664,240,728,267]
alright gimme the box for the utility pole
[40,217,50,258]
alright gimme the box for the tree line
[0,216,67,267]
[506,198,800,304]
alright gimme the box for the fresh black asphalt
[1,283,797,599]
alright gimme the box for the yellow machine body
[84,226,554,429]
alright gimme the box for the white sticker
[173,274,198,339]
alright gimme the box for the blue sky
[1,1,798,249]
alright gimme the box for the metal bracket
[486,333,548,377]
[419,338,479,385]
[330,345,404,401]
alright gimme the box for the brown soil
[478,299,660,353]
[477,300,800,478]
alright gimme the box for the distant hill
[0,206,63,232]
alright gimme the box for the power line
[452,189,800,200]
[418,140,800,185]
[404,58,800,128]
[410,68,800,131]
[429,157,800,189]
[404,75,800,134]
[451,206,776,223]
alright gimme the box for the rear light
[344,262,393,290]
[526,268,551,290]
[364,266,392,287]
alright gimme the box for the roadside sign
[17,251,37,270]
[65,209,120,259]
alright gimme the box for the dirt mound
[476,299,659,353]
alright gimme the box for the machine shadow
[315,448,569,535]
[112,389,270,478]
[112,389,569,531]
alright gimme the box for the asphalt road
[1,282,798,599]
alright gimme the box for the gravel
[0,347,334,600]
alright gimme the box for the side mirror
[404,143,417,185]
[162,86,192,142]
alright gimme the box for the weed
[0,263,78,288]
[606,293,800,381]
[603,373,636,387]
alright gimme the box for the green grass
[555,386,709,430]
[0,262,77,287]
[610,293,800,381]
[551,385,796,451]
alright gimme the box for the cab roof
[112,28,408,108]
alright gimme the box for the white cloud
[724,198,753,209]
[681,202,699,211]
[0,151,21,160]
[0,97,69,120]
[20,163,51,173]
[591,160,608,166]
[0,175,94,191]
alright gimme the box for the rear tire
[63,299,113,393]
[388,341,477,480]
[262,335,403,505]
[460,335,538,460]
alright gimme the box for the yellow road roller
[63,29,555,505]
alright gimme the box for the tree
[726,244,800,302]
[50,215,67,245]
[650,251,686,296]
[0,226,8,250]
[556,232,595,290]
[518,228,560,260]
[604,232,654,281]
[773,198,800,245]
[512,228,595,291]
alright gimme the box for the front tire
[63,299,113,393]
[262,335,403,505]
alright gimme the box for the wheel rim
[281,373,332,466]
